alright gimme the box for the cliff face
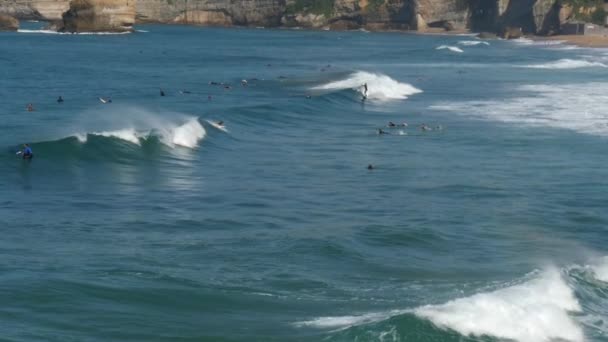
[0,13,20,30]
[0,0,69,20]
[1,0,582,34]
[61,0,135,32]
[136,0,285,26]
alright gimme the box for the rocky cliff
[1,0,602,34]
[60,0,135,32]
[0,0,69,20]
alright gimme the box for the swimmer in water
[419,124,432,131]
[26,103,34,112]
[160,88,165,97]
[388,122,396,127]
[57,96,64,103]
[378,129,389,135]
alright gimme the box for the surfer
[26,103,34,112]
[19,144,33,160]
[217,121,224,126]
[388,122,396,127]
[160,88,165,97]
[367,164,374,170]
[361,83,368,102]
[241,79,248,87]
[378,129,389,135]
[57,96,64,103]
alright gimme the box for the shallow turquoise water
[1,23,608,341]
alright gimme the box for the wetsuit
[22,146,33,160]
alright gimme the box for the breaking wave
[436,45,464,53]
[311,71,422,101]
[414,268,582,342]
[74,117,205,148]
[295,259,608,342]
[523,58,607,69]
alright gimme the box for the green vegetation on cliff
[285,0,334,17]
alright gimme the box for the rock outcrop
[60,0,135,32]
[0,13,19,31]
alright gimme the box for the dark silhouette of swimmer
[367,164,374,170]
[160,89,165,96]
[57,96,64,103]
[363,83,368,96]
[217,121,224,126]
[378,129,389,135]
[388,122,396,127]
[26,103,34,112]
[208,95,212,101]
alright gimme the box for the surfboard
[99,97,107,104]
[206,120,228,133]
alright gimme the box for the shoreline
[535,34,608,48]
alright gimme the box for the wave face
[414,268,582,342]
[311,71,422,101]
[436,45,464,53]
[431,83,608,136]
[524,58,607,69]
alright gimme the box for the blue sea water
[2,23,608,341]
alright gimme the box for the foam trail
[523,58,607,69]
[458,40,489,46]
[436,45,464,53]
[415,268,583,342]
[311,71,422,101]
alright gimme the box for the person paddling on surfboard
[18,144,33,160]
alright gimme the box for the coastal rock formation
[4,0,592,35]
[0,13,19,31]
[0,0,69,20]
[136,0,285,26]
[61,0,135,32]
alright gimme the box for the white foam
[312,71,422,101]
[169,118,206,148]
[18,29,131,35]
[523,58,607,69]
[415,268,583,342]
[458,40,489,46]
[436,45,464,53]
[431,83,608,136]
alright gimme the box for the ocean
[2,22,608,341]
